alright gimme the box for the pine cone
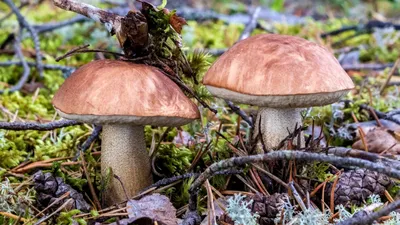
[33,171,91,212]
[219,193,288,225]
[326,169,392,207]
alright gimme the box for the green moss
[157,143,194,175]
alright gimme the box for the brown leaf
[106,194,177,225]
[169,13,187,34]
[126,194,177,225]
[352,127,400,154]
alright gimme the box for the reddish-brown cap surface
[203,34,355,108]
[52,60,200,126]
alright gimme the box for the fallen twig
[337,198,400,225]
[225,100,253,127]
[289,181,307,211]
[73,125,102,160]
[80,151,101,210]
[12,161,80,173]
[0,61,75,78]
[0,36,30,94]
[328,147,400,170]
[321,20,400,38]
[52,0,122,34]
[0,119,81,131]
[238,7,261,41]
[34,198,74,225]
[341,63,395,71]
[380,57,400,95]
[4,0,43,77]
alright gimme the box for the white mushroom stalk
[101,124,149,204]
[253,107,303,150]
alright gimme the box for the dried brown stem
[380,57,400,95]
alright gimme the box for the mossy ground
[1,0,400,224]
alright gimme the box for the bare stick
[225,100,253,127]
[0,119,81,131]
[80,151,102,210]
[52,0,122,34]
[0,36,30,94]
[380,57,400,95]
[238,7,261,41]
[4,0,43,77]
[73,125,102,160]
[289,181,307,211]
[33,199,74,225]
[0,61,75,73]
[56,44,90,62]
[337,198,400,225]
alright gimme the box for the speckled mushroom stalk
[253,107,303,150]
[101,124,150,204]
[52,60,200,206]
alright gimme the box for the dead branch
[321,20,400,38]
[225,100,253,127]
[0,61,75,78]
[337,198,400,225]
[52,0,122,34]
[73,125,102,160]
[183,150,400,225]
[0,36,30,94]
[0,119,81,131]
[238,7,261,41]
[328,147,400,170]
[380,57,400,94]
[341,63,395,71]
[4,0,43,77]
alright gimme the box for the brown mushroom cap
[203,34,355,108]
[52,60,200,126]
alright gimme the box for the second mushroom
[203,34,354,150]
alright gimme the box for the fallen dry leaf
[352,127,400,154]
[106,194,177,225]
[116,194,177,225]
[169,13,187,34]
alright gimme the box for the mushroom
[52,60,200,205]
[203,34,354,150]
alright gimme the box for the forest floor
[1,0,400,224]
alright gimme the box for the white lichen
[226,194,259,225]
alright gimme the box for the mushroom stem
[101,124,152,206]
[253,107,303,151]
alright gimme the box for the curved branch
[4,0,43,77]
[337,199,400,225]
[0,36,30,94]
[0,120,82,131]
[52,0,122,34]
